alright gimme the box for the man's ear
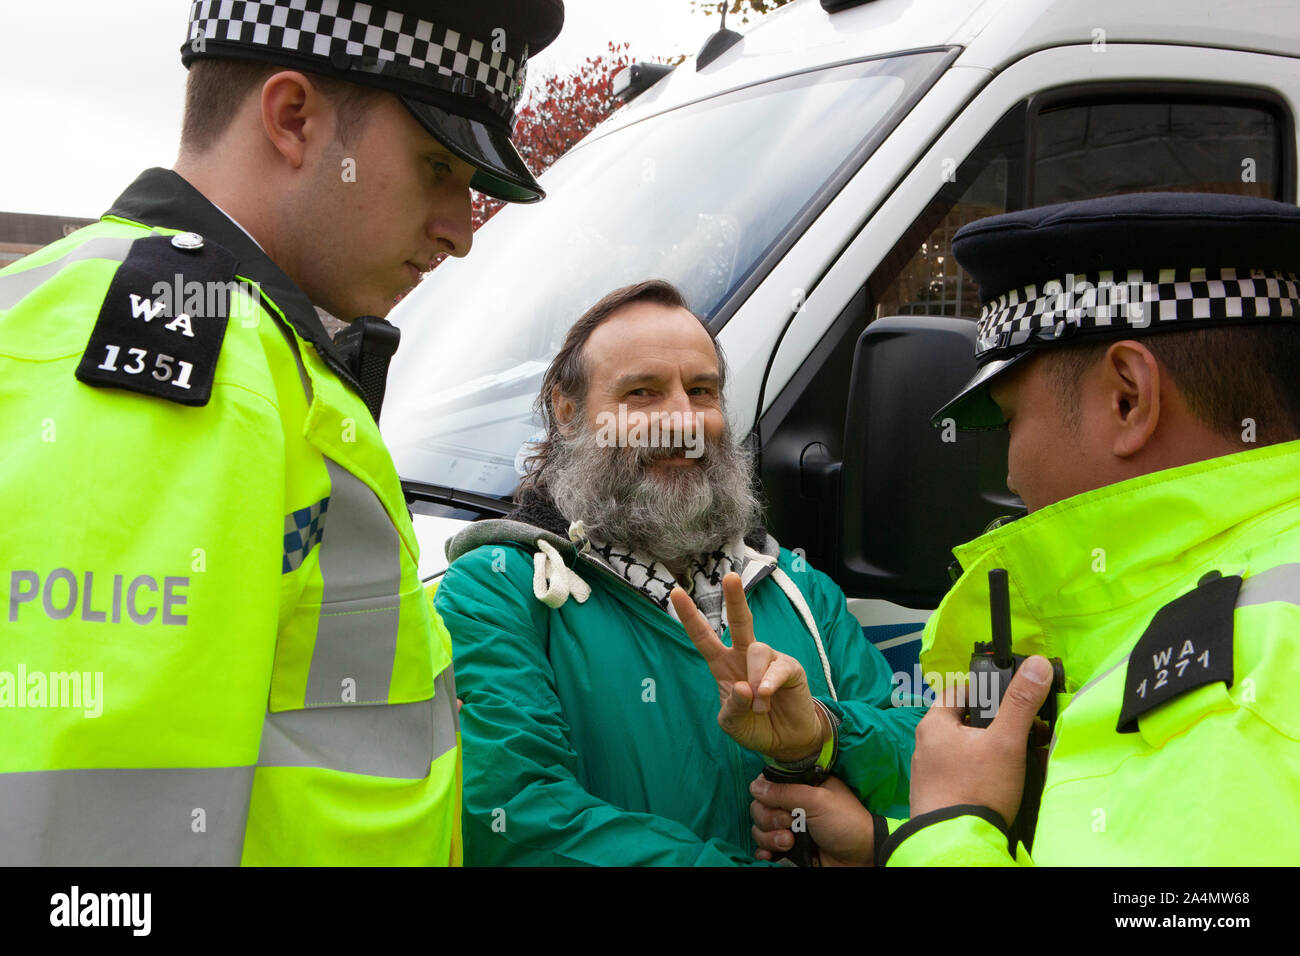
[1102,340,1161,458]
[552,387,577,437]
[260,71,326,169]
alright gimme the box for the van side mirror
[834,316,1022,608]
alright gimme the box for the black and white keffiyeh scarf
[507,485,753,633]
[584,533,747,634]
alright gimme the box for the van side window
[873,91,1291,321]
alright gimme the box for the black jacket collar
[103,167,362,392]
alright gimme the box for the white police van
[383,0,1300,675]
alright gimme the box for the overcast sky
[0,0,725,218]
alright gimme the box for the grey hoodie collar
[444,509,782,599]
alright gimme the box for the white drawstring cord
[532,538,591,608]
[770,566,838,702]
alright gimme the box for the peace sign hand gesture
[670,572,828,763]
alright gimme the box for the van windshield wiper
[401,480,513,518]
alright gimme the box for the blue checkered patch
[282,496,329,573]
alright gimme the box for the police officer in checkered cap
[183,0,563,204]
[747,191,1300,866]
[0,0,560,865]
[934,191,1300,433]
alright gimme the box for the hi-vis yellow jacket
[883,440,1300,865]
[0,168,461,865]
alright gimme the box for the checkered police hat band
[187,0,527,122]
[976,267,1300,359]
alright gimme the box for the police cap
[182,0,564,203]
[934,192,1300,429]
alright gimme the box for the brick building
[0,211,97,267]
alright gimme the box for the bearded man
[433,279,921,866]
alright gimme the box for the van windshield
[384,50,946,501]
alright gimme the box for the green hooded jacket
[435,500,922,866]
[884,440,1300,865]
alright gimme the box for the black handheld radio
[968,568,1064,852]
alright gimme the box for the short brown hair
[519,280,724,495]
[180,58,381,153]
[1045,324,1300,443]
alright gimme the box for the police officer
[0,0,562,865]
[747,192,1300,865]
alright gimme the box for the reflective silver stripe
[304,459,402,705]
[0,677,461,864]
[258,697,447,779]
[258,665,458,779]
[434,666,460,748]
[0,766,252,866]
[0,236,138,310]
[1238,562,1300,608]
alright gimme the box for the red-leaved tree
[407,41,679,285]
[469,41,635,232]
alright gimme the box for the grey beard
[545,420,761,567]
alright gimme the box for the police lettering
[8,570,188,625]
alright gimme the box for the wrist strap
[763,698,840,781]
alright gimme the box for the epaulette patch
[75,233,239,406]
[1117,570,1239,733]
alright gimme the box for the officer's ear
[1103,340,1162,458]
[260,70,326,169]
